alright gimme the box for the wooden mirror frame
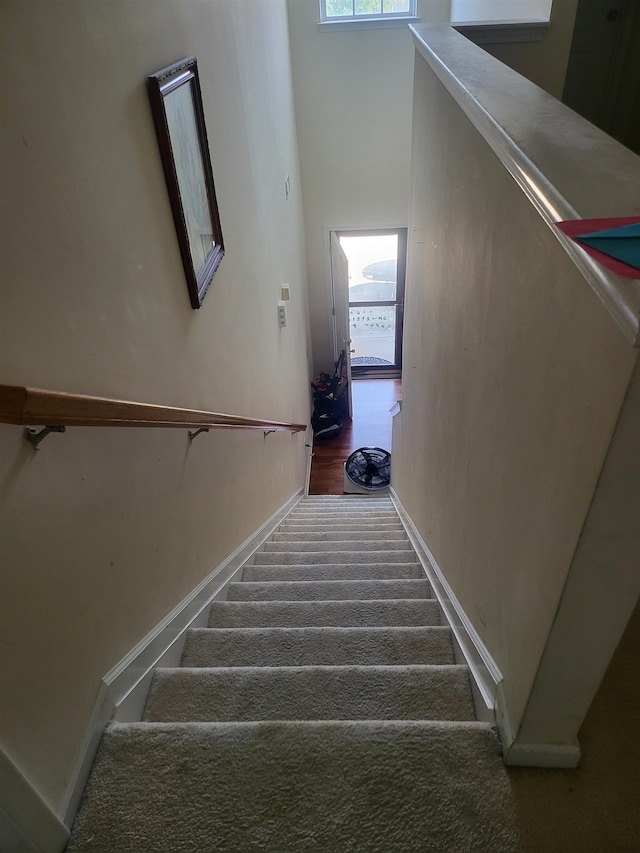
[148,57,224,309]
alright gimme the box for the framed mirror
[148,57,224,308]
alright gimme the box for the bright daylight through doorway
[338,230,405,375]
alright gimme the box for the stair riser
[299,497,393,502]
[226,580,432,601]
[143,666,475,722]
[262,543,410,554]
[206,599,442,628]
[181,627,455,667]
[271,531,408,542]
[291,504,394,509]
[279,523,404,532]
[254,551,418,565]
[297,504,394,511]
[287,511,399,519]
[242,565,424,582]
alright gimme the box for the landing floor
[309,378,401,495]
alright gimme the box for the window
[320,0,417,24]
[450,1,552,23]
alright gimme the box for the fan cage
[345,446,391,491]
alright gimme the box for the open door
[332,229,405,378]
[330,231,353,419]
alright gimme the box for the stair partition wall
[392,24,640,768]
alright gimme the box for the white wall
[287,0,577,375]
[480,0,579,99]
[0,0,311,817]
[451,0,552,21]
[287,0,450,375]
[396,43,638,739]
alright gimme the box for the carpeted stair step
[143,664,475,722]
[294,496,393,503]
[297,503,394,511]
[254,549,418,565]
[262,540,413,552]
[280,521,404,532]
[270,529,408,542]
[287,510,399,520]
[290,494,391,501]
[180,626,454,667]
[66,720,521,853]
[241,563,424,582]
[300,495,393,501]
[285,517,401,526]
[206,598,443,628]
[287,504,397,513]
[226,578,432,601]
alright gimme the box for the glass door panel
[340,234,398,302]
[338,230,405,374]
[349,306,396,365]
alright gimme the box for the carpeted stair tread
[271,529,408,541]
[207,598,443,627]
[300,495,393,501]
[288,504,397,512]
[289,508,397,516]
[254,549,418,565]
[285,516,401,525]
[66,720,521,853]
[289,504,396,510]
[242,563,424,582]
[180,626,455,667]
[280,521,404,532]
[262,539,412,552]
[143,664,475,722]
[288,493,393,508]
[226,578,432,601]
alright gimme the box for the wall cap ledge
[410,24,640,346]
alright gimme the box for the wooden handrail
[0,385,307,432]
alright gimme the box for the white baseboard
[61,489,303,828]
[389,489,503,718]
[389,489,583,768]
[505,741,581,768]
[304,431,313,496]
[0,748,68,853]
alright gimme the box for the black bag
[311,351,349,437]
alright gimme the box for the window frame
[319,0,418,25]
[335,227,407,378]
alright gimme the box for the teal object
[577,223,640,270]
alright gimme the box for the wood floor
[308,378,402,495]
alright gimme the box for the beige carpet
[66,496,521,852]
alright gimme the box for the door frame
[329,230,353,419]
[329,226,407,380]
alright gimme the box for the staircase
[67,496,520,852]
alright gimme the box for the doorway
[333,229,406,379]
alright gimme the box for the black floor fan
[344,446,391,494]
